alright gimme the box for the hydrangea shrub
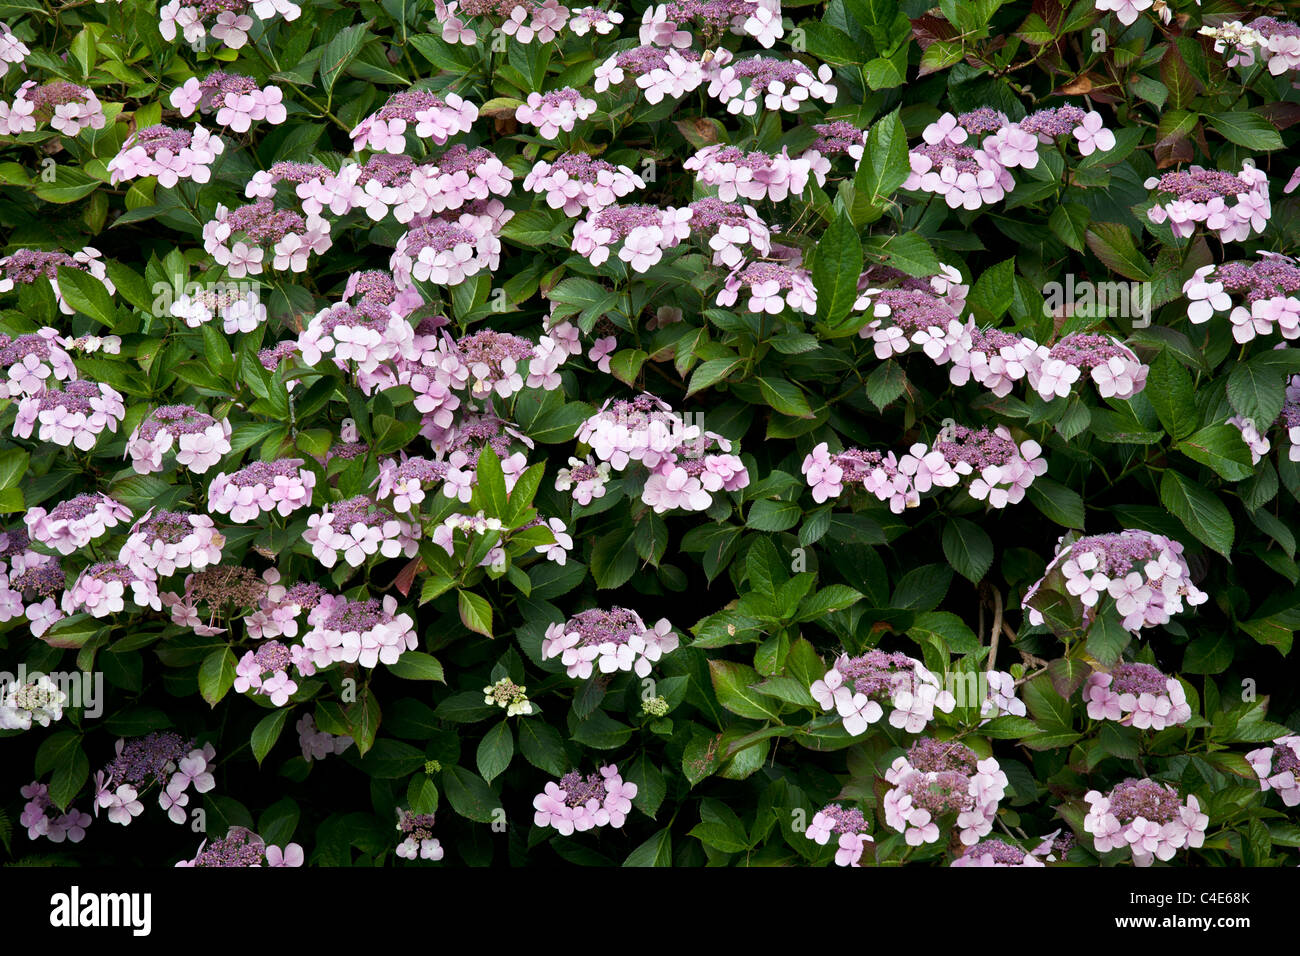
[1,0,1299,867]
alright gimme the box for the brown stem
[987,587,1003,673]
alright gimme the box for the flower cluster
[207,459,316,523]
[717,260,816,315]
[12,379,124,451]
[1145,164,1271,243]
[0,328,78,398]
[25,493,130,555]
[395,809,444,861]
[553,455,612,505]
[639,0,782,49]
[532,764,637,834]
[1082,662,1192,730]
[515,87,597,139]
[1199,17,1300,75]
[159,0,302,52]
[951,838,1045,867]
[905,106,1114,210]
[298,713,354,762]
[805,804,874,867]
[883,738,1008,846]
[688,197,771,268]
[704,51,836,116]
[170,72,287,132]
[203,198,332,277]
[542,606,679,678]
[126,405,231,475]
[810,650,956,734]
[390,204,508,289]
[1030,333,1148,401]
[684,145,812,203]
[303,496,420,569]
[1246,735,1300,807]
[577,394,749,512]
[234,640,303,706]
[63,560,160,617]
[483,677,534,716]
[118,509,224,575]
[1083,778,1208,866]
[20,782,90,843]
[300,594,418,669]
[571,203,692,273]
[435,0,573,46]
[593,45,705,104]
[107,124,224,187]
[93,733,214,827]
[168,282,267,334]
[1183,254,1300,344]
[176,826,303,866]
[932,425,1048,508]
[523,152,645,216]
[0,22,29,78]
[350,89,479,153]
[1,673,66,730]
[1022,530,1208,634]
[1,80,105,136]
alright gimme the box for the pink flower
[265,843,305,866]
[1073,111,1116,156]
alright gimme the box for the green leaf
[813,212,863,323]
[708,660,780,720]
[475,445,509,520]
[348,690,382,757]
[687,357,745,396]
[853,107,908,223]
[1183,632,1234,674]
[907,611,981,655]
[441,767,499,823]
[0,448,29,491]
[967,258,1016,322]
[198,647,237,707]
[1023,675,1073,730]
[318,23,370,98]
[1206,112,1283,151]
[1049,202,1090,252]
[608,348,648,386]
[56,266,115,326]
[1084,223,1151,281]
[1085,609,1131,666]
[796,585,863,620]
[386,652,445,682]
[1145,349,1198,440]
[251,708,291,766]
[457,590,494,638]
[476,721,514,784]
[407,775,440,815]
[1175,425,1255,481]
[1227,362,1286,435]
[747,499,801,532]
[623,828,672,866]
[48,740,89,812]
[1026,478,1086,529]
[518,718,568,775]
[864,360,907,411]
[591,529,639,589]
[571,710,634,749]
[1160,470,1234,557]
[757,377,814,419]
[942,518,994,583]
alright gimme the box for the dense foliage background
[2,0,1300,867]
